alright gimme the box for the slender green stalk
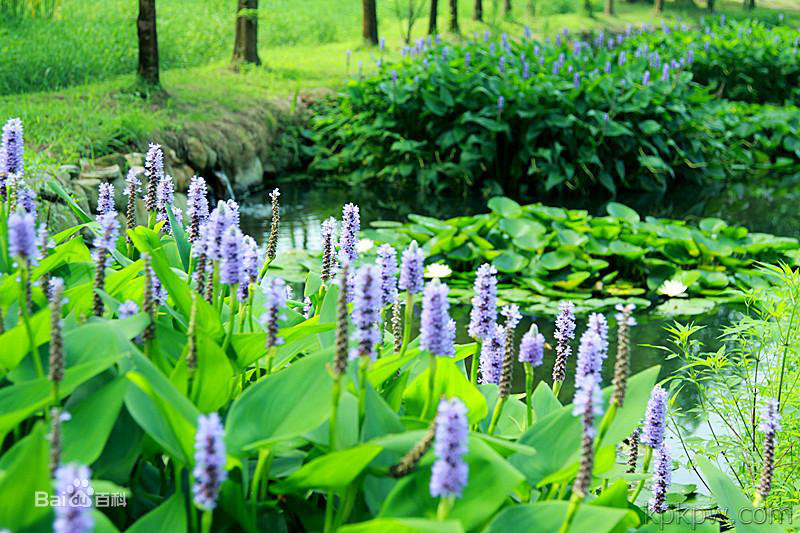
[250,448,271,501]
[469,340,482,385]
[594,402,618,451]
[776,296,796,407]
[436,496,454,520]
[19,264,43,378]
[358,357,370,428]
[524,364,534,428]
[200,509,213,533]
[552,379,563,398]
[487,396,507,436]
[323,492,337,533]
[630,446,653,503]
[557,493,582,533]
[265,345,276,375]
[399,292,414,357]
[420,353,437,420]
[222,289,238,352]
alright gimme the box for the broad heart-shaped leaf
[272,444,383,493]
[124,491,187,533]
[487,196,522,218]
[0,307,49,375]
[136,232,224,341]
[696,457,784,533]
[226,352,333,455]
[379,437,524,531]
[482,501,635,533]
[0,356,121,440]
[510,366,660,487]
[606,202,641,225]
[0,422,50,531]
[124,351,200,466]
[339,518,464,533]
[532,382,562,419]
[62,376,128,465]
[403,357,487,424]
[171,331,234,412]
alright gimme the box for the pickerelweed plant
[0,118,787,533]
[662,262,800,510]
[308,17,800,197]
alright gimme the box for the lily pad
[654,298,717,317]
[540,250,574,270]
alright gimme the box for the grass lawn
[1,0,796,168]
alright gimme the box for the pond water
[237,177,796,489]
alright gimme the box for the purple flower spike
[572,371,603,424]
[187,176,209,243]
[219,226,244,286]
[588,313,609,364]
[398,240,425,294]
[376,244,398,306]
[661,64,670,82]
[519,326,545,366]
[156,174,175,228]
[54,463,94,533]
[118,300,140,318]
[552,300,576,382]
[643,70,651,86]
[429,398,469,499]
[259,277,287,350]
[339,203,360,264]
[498,95,505,113]
[641,385,668,449]
[143,143,164,211]
[93,212,120,268]
[479,324,504,385]
[203,202,234,261]
[468,264,497,341]
[97,182,115,215]
[648,445,672,513]
[192,413,227,510]
[420,279,455,358]
[499,56,506,73]
[759,398,781,434]
[8,211,38,261]
[501,304,522,330]
[350,264,382,360]
[1,117,24,175]
[619,51,627,66]
[575,329,604,386]
[17,184,37,217]
[465,52,471,67]
[573,72,580,88]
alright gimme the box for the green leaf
[696,457,784,533]
[483,501,635,533]
[487,197,522,218]
[225,352,333,455]
[340,518,464,533]
[0,423,50,531]
[272,444,383,493]
[125,491,187,533]
[403,358,487,424]
[605,203,640,225]
[166,206,191,272]
[540,250,574,270]
[493,251,528,273]
[62,376,128,465]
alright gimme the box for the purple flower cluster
[192,413,227,510]
[759,398,781,434]
[93,213,120,268]
[376,244,398,306]
[118,300,140,319]
[350,265,382,360]
[17,184,37,216]
[468,264,497,340]
[338,203,360,264]
[1,117,24,175]
[429,398,469,499]
[641,385,668,449]
[420,279,455,358]
[238,236,262,300]
[518,325,545,366]
[479,324,504,385]
[572,371,603,433]
[219,225,244,286]
[648,445,672,513]
[156,175,175,228]
[8,211,38,261]
[260,277,287,349]
[187,176,209,243]
[555,301,576,351]
[398,240,425,294]
[97,182,115,215]
[588,313,609,362]
[54,463,94,533]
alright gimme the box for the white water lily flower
[658,279,688,298]
[356,239,374,253]
[424,263,452,278]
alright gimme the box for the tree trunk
[232,0,260,66]
[137,0,160,86]
[449,0,459,32]
[362,0,379,45]
[707,0,714,12]
[745,0,755,10]
[504,0,511,15]
[429,0,438,34]
[654,0,664,13]
[528,0,535,15]
[605,0,614,14]
[583,0,592,15]
[474,0,482,21]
